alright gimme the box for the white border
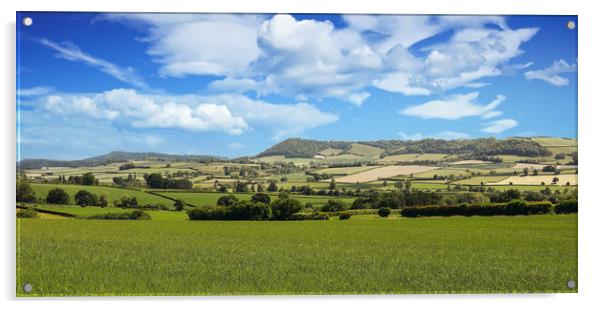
[2,0,601,308]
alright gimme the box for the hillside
[257,137,554,159]
[18,151,225,170]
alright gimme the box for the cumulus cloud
[26,88,338,138]
[18,86,54,97]
[524,59,576,86]
[101,14,538,105]
[400,92,505,120]
[481,118,518,133]
[38,38,148,89]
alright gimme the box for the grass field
[314,166,378,175]
[30,204,188,221]
[17,214,577,296]
[531,137,577,147]
[29,183,173,206]
[378,153,449,163]
[489,175,578,186]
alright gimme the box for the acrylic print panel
[16,12,578,296]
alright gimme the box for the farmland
[29,183,173,206]
[335,165,438,183]
[489,174,578,186]
[17,214,577,296]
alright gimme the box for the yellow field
[512,163,578,170]
[315,166,378,175]
[450,160,491,165]
[335,165,438,183]
[487,174,578,186]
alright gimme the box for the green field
[17,214,577,296]
[30,183,173,206]
[315,166,378,175]
[30,204,188,221]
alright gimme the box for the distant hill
[257,137,556,158]
[17,151,225,170]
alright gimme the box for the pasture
[17,214,577,296]
[336,165,438,183]
[29,183,173,206]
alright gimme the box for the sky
[16,13,577,160]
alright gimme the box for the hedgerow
[401,200,553,218]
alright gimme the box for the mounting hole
[23,283,32,293]
[22,17,33,27]
[567,280,576,289]
[567,21,576,30]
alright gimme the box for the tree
[321,199,347,212]
[46,188,69,204]
[378,207,392,218]
[552,177,560,184]
[234,181,248,193]
[144,173,166,188]
[251,193,271,205]
[217,194,240,207]
[523,167,529,176]
[114,196,138,208]
[75,190,98,207]
[329,178,336,190]
[98,193,108,207]
[267,181,278,192]
[533,169,539,176]
[174,199,185,211]
[16,181,37,203]
[271,194,302,220]
[81,172,96,186]
[405,180,412,190]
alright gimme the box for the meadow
[29,183,173,206]
[17,214,577,296]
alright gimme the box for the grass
[30,183,173,206]
[30,204,188,221]
[17,214,577,296]
[314,166,378,175]
[378,153,449,163]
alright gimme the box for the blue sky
[16,13,577,160]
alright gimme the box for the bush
[321,199,348,212]
[289,213,330,220]
[378,207,392,218]
[251,193,271,205]
[338,213,352,220]
[46,188,70,204]
[75,190,98,207]
[114,196,138,208]
[88,210,151,220]
[174,199,185,211]
[187,201,272,221]
[17,208,39,218]
[138,203,169,210]
[271,194,302,220]
[401,201,553,218]
[555,200,577,214]
[16,181,37,203]
[187,206,229,220]
[217,194,240,207]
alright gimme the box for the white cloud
[101,14,538,105]
[27,88,338,138]
[481,110,503,119]
[18,86,53,97]
[524,59,576,86]
[38,38,148,89]
[397,130,469,140]
[347,92,371,106]
[400,92,505,120]
[481,118,518,134]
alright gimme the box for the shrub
[289,213,330,220]
[555,200,577,214]
[321,199,348,212]
[88,210,151,220]
[401,201,553,218]
[187,206,229,220]
[46,188,70,204]
[16,181,37,203]
[251,193,271,205]
[378,207,392,218]
[217,194,240,207]
[174,199,185,211]
[271,195,302,220]
[114,196,138,208]
[187,202,272,221]
[17,208,39,218]
[74,190,98,207]
[339,213,352,220]
[138,203,169,210]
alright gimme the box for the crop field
[17,214,577,296]
[450,176,510,185]
[315,166,378,175]
[449,160,491,165]
[378,153,450,163]
[349,143,383,160]
[531,137,577,147]
[157,191,355,208]
[488,174,578,186]
[29,183,173,206]
[413,168,472,179]
[336,165,438,183]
